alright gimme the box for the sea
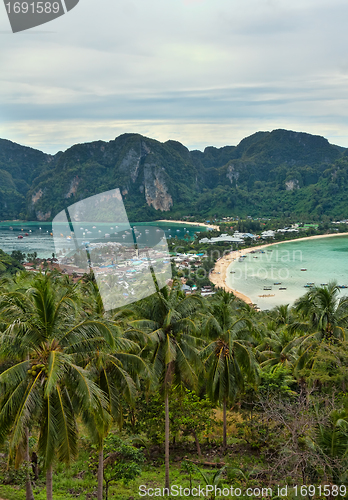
[226,235,348,310]
[4,223,348,311]
[0,221,205,258]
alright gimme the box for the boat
[307,282,314,286]
[338,285,348,289]
[274,282,281,285]
[263,286,272,290]
[279,287,287,290]
[320,283,328,286]
[304,284,313,288]
[230,271,236,273]
[301,268,307,271]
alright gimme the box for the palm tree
[293,283,348,381]
[202,290,258,449]
[256,328,299,371]
[0,273,113,500]
[315,406,348,483]
[129,281,204,490]
[0,272,35,500]
[82,282,149,500]
[271,304,293,328]
[295,283,348,341]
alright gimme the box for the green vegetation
[1,270,348,499]
[0,249,24,275]
[3,129,348,221]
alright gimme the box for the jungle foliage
[1,272,348,499]
[2,129,348,221]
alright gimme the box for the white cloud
[1,0,348,152]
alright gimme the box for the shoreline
[155,219,220,231]
[209,232,348,305]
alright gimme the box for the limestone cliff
[0,129,347,221]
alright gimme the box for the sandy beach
[209,232,348,305]
[156,219,220,231]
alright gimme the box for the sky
[1,0,348,154]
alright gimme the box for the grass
[0,410,319,500]
[0,449,270,500]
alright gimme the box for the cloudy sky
[1,0,348,154]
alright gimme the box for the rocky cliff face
[1,129,347,222]
[26,133,187,221]
[144,162,173,211]
[117,140,173,210]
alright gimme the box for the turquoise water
[0,221,205,258]
[226,235,348,310]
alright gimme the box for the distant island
[1,128,348,222]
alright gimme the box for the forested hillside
[1,129,348,221]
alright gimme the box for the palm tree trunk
[97,446,104,500]
[223,399,227,450]
[46,464,53,500]
[25,428,35,500]
[165,391,170,490]
[192,430,202,457]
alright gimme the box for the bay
[226,235,348,310]
[0,221,205,258]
